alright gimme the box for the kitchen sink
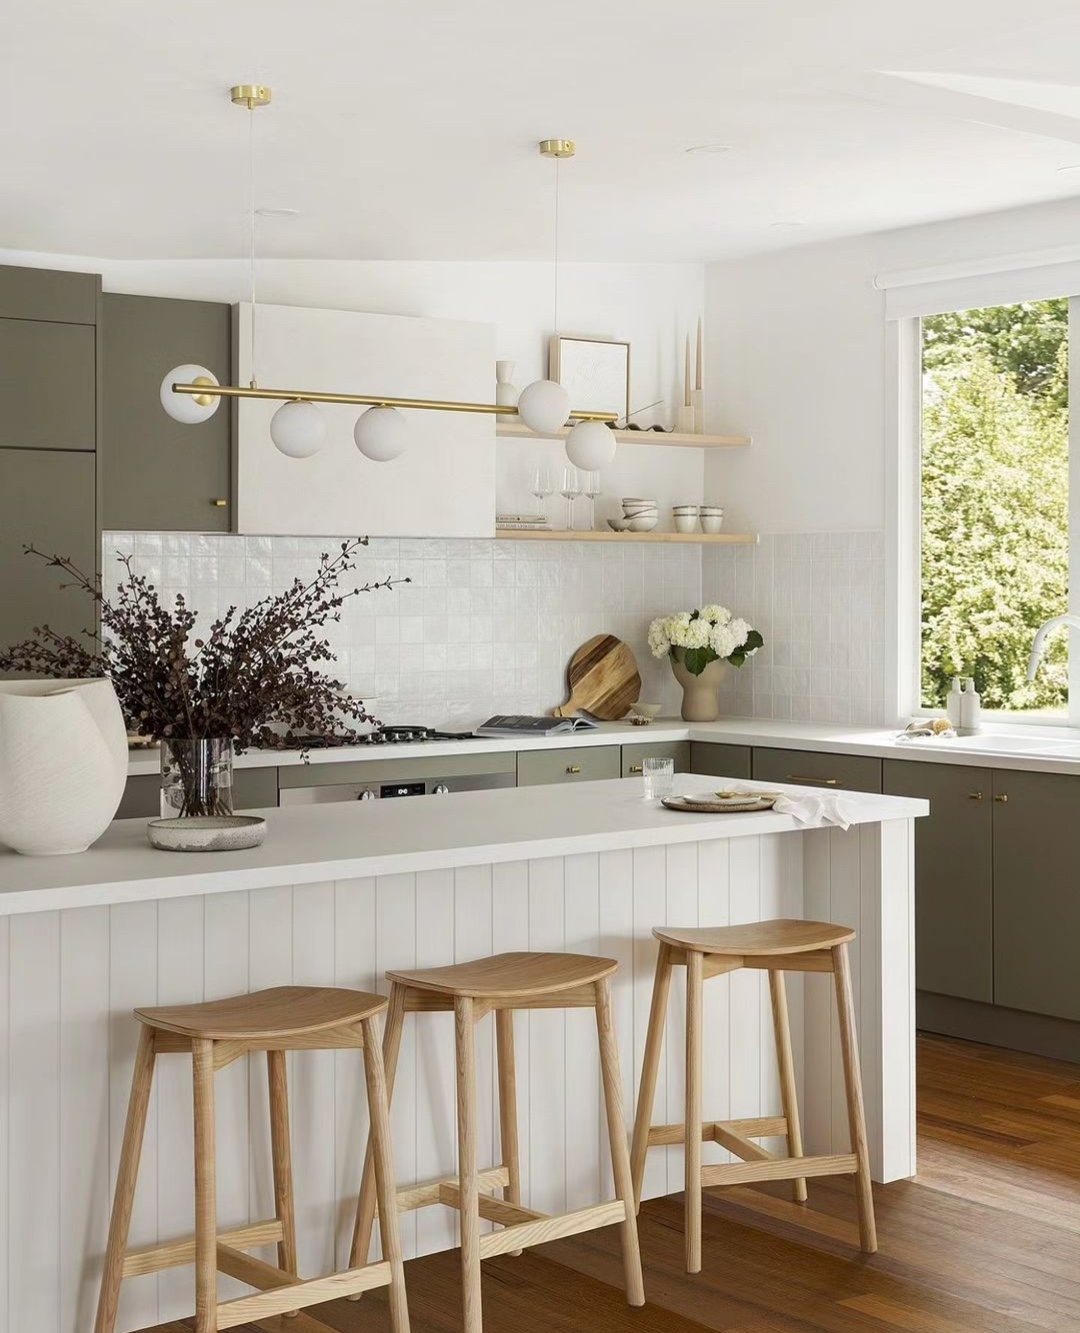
[942,733,1080,757]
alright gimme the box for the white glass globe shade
[517,379,570,434]
[354,406,408,461]
[270,401,327,459]
[565,419,617,470]
[159,364,220,424]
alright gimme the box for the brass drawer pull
[968,792,984,800]
[786,775,839,786]
[566,765,582,775]
[994,794,1009,803]
[211,498,228,507]
[629,764,644,774]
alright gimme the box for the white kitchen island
[0,774,926,1333]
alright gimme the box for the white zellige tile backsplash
[102,530,885,729]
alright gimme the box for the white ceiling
[7,0,1080,262]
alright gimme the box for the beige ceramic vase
[0,678,128,855]
[670,653,726,722]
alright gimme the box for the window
[919,299,1070,719]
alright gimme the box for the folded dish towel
[728,785,859,831]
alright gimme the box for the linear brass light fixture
[160,87,616,460]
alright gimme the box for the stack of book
[495,513,549,530]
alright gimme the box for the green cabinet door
[688,742,752,780]
[0,318,96,451]
[101,293,231,531]
[0,449,97,671]
[622,740,691,777]
[883,759,993,1002]
[517,746,621,787]
[751,747,882,793]
[992,768,1080,1022]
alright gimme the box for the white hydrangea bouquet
[648,604,763,675]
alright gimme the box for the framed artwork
[550,335,631,424]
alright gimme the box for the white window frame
[888,299,1080,730]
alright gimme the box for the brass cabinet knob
[211,498,228,507]
[994,793,1009,802]
[566,765,582,775]
[629,764,644,774]
[968,792,984,800]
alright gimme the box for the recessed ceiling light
[685,143,731,155]
[256,206,301,218]
[769,220,805,230]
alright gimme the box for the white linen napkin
[726,785,859,831]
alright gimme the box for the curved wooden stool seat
[96,986,409,1333]
[387,950,617,997]
[352,951,645,1333]
[631,918,876,1274]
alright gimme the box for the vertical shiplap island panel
[0,818,915,1333]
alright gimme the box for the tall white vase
[0,678,128,855]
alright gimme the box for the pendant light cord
[552,154,560,337]
[248,105,258,388]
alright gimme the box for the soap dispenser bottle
[960,678,982,735]
[946,676,963,729]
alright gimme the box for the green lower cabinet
[883,760,993,1002]
[992,768,1080,1022]
[621,740,690,777]
[516,745,620,787]
[687,742,752,780]
[752,747,881,793]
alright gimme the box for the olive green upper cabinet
[882,759,993,1002]
[991,768,1080,1023]
[0,265,100,452]
[101,293,231,531]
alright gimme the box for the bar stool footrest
[120,1218,285,1279]
[214,1260,393,1328]
[647,1116,790,1149]
[701,1152,856,1188]
[478,1200,628,1260]
[396,1164,510,1213]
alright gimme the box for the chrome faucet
[1027,614,1080,680]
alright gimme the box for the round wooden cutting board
[554,634,642,720]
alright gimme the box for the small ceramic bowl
[632,702,663,721]
[673,514,699,534]
[607,517,630,532]
[700,515,724,534]
[627,513,659,532]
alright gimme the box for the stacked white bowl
[700,504,724,534]
[672,504,699,534]
[622,497,658,532]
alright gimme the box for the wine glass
[530,465,553,521]
[584,471,602,530]
[560,466,582,530]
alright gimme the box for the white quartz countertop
[0,774,927,917]
[127,716,1080,778]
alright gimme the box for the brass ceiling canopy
[539,139,576,159]
[230,84,272,109]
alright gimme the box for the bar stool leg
[495,1009,523,1255]
[351,983,408,1270]
[594,978,646,1307]
[684,950,704,1275]
[831,943,877,1253]
[768,970,807,1204]
[266,1050,300,1280]
[456,996,483,1333]
[362,1014,411,1333]
[94,1025,157,1333]
[192,1037,218,1333]
[630,943,673,1209]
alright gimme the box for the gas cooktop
[292,725,478,749]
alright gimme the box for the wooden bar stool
[350,952,645,1333]
[630,919,876,1273]
[95,986,410,1333]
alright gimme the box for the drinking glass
[530,465,553,520]
[560,466,582,530]
[642,757,675,801]
[584,471,603,530]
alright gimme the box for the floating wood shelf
[496,422,750,449]
[494,529,757,545]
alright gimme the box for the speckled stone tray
[147,815,267,852]
[661,795,776,814]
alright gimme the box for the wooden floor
[145,1034,1080,1333]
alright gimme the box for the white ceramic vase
[0,678,128,855]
